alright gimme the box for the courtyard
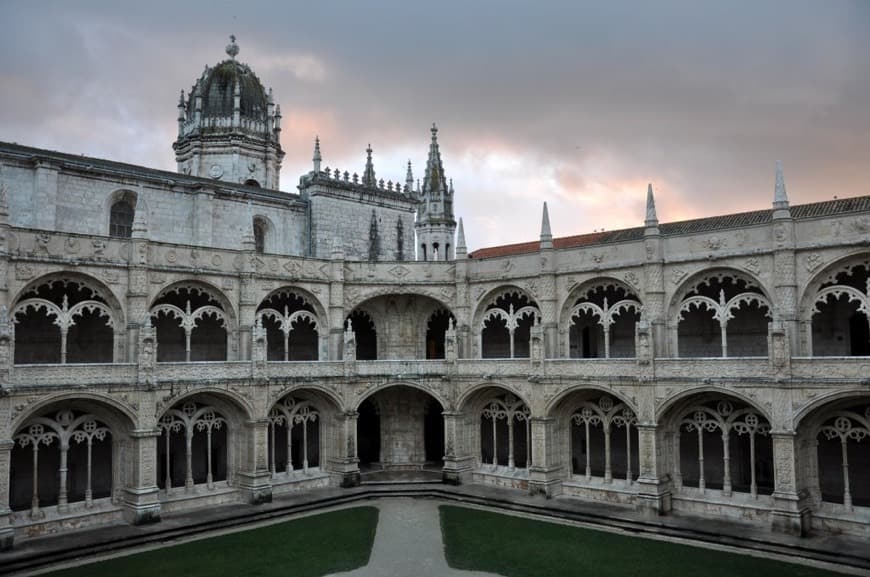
[14,496,859,577]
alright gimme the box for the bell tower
[415,124,457,261]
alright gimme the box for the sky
[1,1,868,251]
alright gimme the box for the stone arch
[347,294,455,361]
[793,388,870,430]
[798,252,870,357]
[104,188,139,238]
[267,384,344,417]
[545,384,638,419]
[659,390,775,499]
[352,383,446,472]
[344,287,454,313]
[9,396,136,516]
[793,394,870,511]
[11,272,125,364]
[472,285,540,359]
[159,388,254,424]
[669,267,773,358]
[266,388,341,485]
[149,280,236,362]
[549,388,640,488]
[252,214,273,254]
[459,384,533,474]
[257,286,328,361]
[656,386,772,425]
[559,278,643,359]
[155,390,250,493]
[9,393,137,439]
[353,381,449,413]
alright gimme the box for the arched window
[109,196,135,238]
[245,179,261,188]
[253,218,267,254]
[157,401,228,491]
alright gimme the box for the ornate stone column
[236,419,272,504]
[771,162,799,355]
[634,424,672,516]
[528,417,562,497]
[122,429,162,525]
[0,438,14,550]
[331,410,360,487]
[442,411,473,484]
[642,185,667,357]
[770,431,812,535]
[329,240,346,361]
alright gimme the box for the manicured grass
[440,505,848,577]
[43,506,378,577]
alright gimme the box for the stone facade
[1,40,870,552]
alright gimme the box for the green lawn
[440,505,848,577]
[43,506,379,577]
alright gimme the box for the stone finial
[226,34,239,59]
[405,160,414,193]
[362,144,376,187]
[540,202,553,249]
[456,217,467,258]
[773,160,789,209]
[313,136,322,173]
[132,194,148,239]
[645,183,659,227]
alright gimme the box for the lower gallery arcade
[5,381,870,542]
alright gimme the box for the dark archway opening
[426,308,453,359]
[849,313,870,356]
[357,398,380,468]
[424,397,445,464]
[349,310,377,360]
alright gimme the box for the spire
[540,202,553,249]
[422,123,448,198]
[362,144,376,187]
[456,217,467,258]
[774,160,789,207]
[226,34,239,60]
[313,136,322,173]
[645,183,659,227]
[405,160,414,193]
[132,195,148,239]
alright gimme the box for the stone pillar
[770,432,812,536]
[538,251,558,358]
[528,417,562,497]
[237,275,256,362]
[137,317,156,386]
[772,222,799,355]
[332,411,360,487]
[251,317,267,379]
[329,241,346,361]
[643,236,667,357]
[442,411,473,484]
[236,419,272,504]
[122,430,162,525]
[634,424,672,516]
[0,439,14,550]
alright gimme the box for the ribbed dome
[188,59,269,120]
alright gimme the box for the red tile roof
[468,195,870,259]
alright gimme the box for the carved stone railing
[7,356,870,389]
[653,357,770,380]
[791,357,870,381]
[9,363,137,386]
[155,362,252,382]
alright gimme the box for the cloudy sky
[1,1,867,251]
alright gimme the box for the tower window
[253,218,267,254]
[109,197,135,238]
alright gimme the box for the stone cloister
[1,36,870,552]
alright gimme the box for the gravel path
[327,498,499,577]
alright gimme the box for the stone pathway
[327,498,500,577]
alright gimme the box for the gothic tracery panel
[12,278,115,364]
[479,393,531,469]
[567,281,642,359]
[157,401,228,491]
[675,271,771,358]
[150,285,229,362]
[810,260,870,357]
[480,290,540,359]
[257,289,320,361]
